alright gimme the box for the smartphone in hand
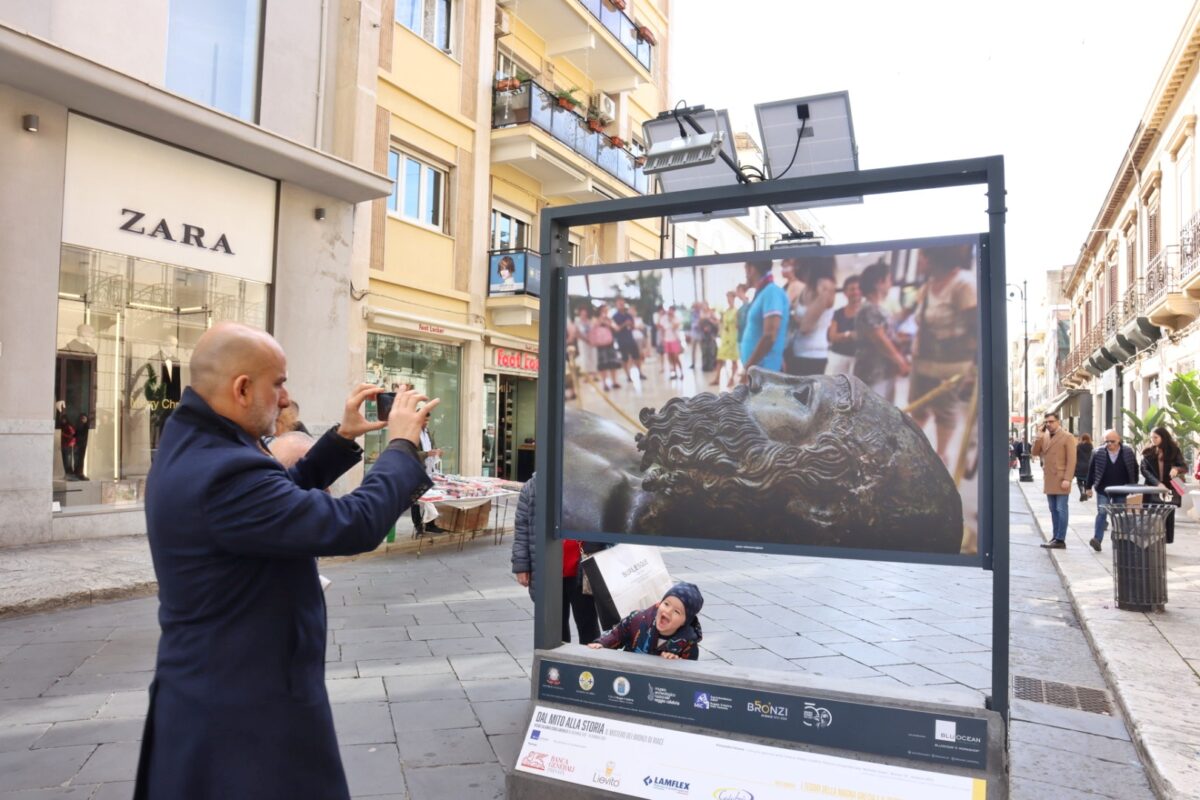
[374,391,396,422]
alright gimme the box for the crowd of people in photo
[566,244,979,468]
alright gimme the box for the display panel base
[508,647,1007,800]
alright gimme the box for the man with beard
[561,367,963,554]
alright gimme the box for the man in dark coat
[133,322,436,800]
[1085,429,1139,552]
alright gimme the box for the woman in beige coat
[1032,412,1076,548]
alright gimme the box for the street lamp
[1007,280,1033,482]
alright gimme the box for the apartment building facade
[359,0,669,480]
[0,0,389,546]
[1059,5,1200,442]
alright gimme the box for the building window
[490,209,530,250]
[397,0,453,52]
[165,0,263,121]
[388,150,447,230]
[1148,202,1160,261]
[1126,230,1137,289]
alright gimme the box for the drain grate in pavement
[1013,675,1114,715]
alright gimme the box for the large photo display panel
[559,234,986,566]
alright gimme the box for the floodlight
[754,91,860,210]
[643,107,747,223]
[642,131,724,175]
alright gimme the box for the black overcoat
[133,388,430,799]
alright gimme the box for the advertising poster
[560,235,984,565]
[490,250,527,295]
[515,704,986,800]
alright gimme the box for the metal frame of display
[532,156,1010,723]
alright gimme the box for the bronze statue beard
[634,386,863,536]
[631,380,963,553]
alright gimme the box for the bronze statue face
[739,369,859,449]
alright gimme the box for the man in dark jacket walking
[134,322,436,800]
[1086,429,1138,552]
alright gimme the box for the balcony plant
[585,107,612,133]
[635,24,657,45]
[554,86,583,111]
[605,0,627,10]
[494,69,531,93]
[607,135,626,149]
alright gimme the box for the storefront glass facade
[364,333,461,474]
[53,244,270,509]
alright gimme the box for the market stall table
[411,475,522,555]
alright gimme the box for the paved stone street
[0,477,1158,799]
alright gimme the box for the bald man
[133,322,436,800]
[1084,429,1138,552]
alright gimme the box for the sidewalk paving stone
[332,702,396,745]
[395,727,495,768]
[404,763,505,800]
[71,741,140,785]
[389,699,478,732]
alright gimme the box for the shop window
[165,0,263,121]
[388,150,447,231]
[364,333,461,475]
[397,0,453,52]
[53,245,269,509]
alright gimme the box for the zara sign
[62,115,276,283]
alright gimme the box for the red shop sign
[495,347,539,373]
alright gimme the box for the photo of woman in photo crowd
[560,237,982,558]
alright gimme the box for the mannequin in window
[143,335,183,451]
[62,323,97,355]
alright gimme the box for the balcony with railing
[1143,245,1198,330]
[1181,210,1200,297]
[492,80,649,199]
[1120,278,1161,350]
[505,0,653,93]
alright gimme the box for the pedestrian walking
[134,322,436,800]
[1140,427,1187,544]
[712,290,740,388]
[1085,430,1137,551]
[1033,411,1077,549]
[611,297,643,382]
[660,307,684,380]
[511,473,602,643]
[739,260,789,375]
[1075,433,1094,501]
[909,244,977,465]
[853,260,909,401]
[787,256,837,376]
[825,275,862,376]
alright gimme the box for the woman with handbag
[1141,427,1187,544]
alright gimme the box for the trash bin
[1103,485,1172,612]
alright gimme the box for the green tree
[1123,405,1165,451]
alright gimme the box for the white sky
[670,0,1195,314]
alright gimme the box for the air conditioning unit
[495,7,512,36]
[594,94,617,122]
